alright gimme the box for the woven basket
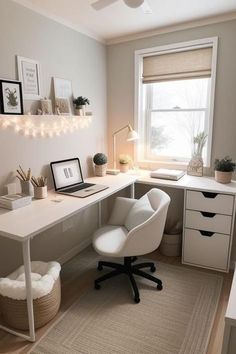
[0,277,61,330]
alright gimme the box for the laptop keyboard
[65,183,95,193]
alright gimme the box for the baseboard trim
[57,237,92,265]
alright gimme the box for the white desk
[0,174,136,342]
[1,171,236,342]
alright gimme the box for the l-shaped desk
[0,171,236,342]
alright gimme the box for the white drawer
[183,228,230,271]
[185,210,232,234]
[186,190,234,215]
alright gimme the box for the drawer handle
[199,230,215,237]
[200,211,216,218]
[202,192,218,199]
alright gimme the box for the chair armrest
[108,197,137,226]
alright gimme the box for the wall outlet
[62,218,74,232]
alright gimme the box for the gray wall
[107,19,236,263]
[0,0,107,275]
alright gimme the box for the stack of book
[150,169,185,181]
[0,193,32,210]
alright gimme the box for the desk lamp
[107,123,139,174]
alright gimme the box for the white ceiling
[13,0,236,43]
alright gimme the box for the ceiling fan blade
[91,0,119,10]
[141,0,153,14]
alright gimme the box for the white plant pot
[119,164,129,173]
[74,105,85,116]
[94,164,107,177]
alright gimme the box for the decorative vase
[187,155,203,177]
[119,163,129,173]
[215,171,232,184]
[75,105,85,116]
[94,164,107,177]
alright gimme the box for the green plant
[193,132,207,156]
[93,153,107,165]
[214,156,236,172]
[73,96,90,108]
[119,154,131,164]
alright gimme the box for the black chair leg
[94,269,123,289]
[98,260,123,271]
[132,268,163,290]
[128,272,140,303]
[132,262,156,272]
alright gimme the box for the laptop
[50,158,108,198]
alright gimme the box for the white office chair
[93,188,170,303]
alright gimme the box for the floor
[0,248,233,354]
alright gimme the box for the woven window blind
[142,47,212,83]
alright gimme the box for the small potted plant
[119,154,131,173]
[93,153,107,177]
[214,156,235,184]
[73,96,90,116]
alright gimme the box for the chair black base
[94,257,163,303]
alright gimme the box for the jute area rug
[30,248,222,354]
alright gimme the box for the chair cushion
[93,225,128,257]
[124,194,154,231]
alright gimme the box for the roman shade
[142,47,213,83]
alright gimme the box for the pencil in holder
[20,180,34,196]
[34,186,47,199]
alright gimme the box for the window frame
[134,37,218,168]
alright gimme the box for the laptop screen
[50,158,83,190]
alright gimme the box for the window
[135,38,218,167]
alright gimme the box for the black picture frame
[0,79,23,115]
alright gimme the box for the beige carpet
[30,249,222,354]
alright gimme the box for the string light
[0,114,92,138]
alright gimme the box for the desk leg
[0,240,36,342]
[131,183,135,199]
[98,201,102,228]
[22,239,35,342]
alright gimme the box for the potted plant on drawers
[214,156,235,184]
[93,153,107,177]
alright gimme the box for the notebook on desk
[50,158,108,198]
[150,169,185,181]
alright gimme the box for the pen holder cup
[20,180,34,196]
[34,186,47,199]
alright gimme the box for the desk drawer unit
[183,190,235,272]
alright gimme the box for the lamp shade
[127,129,139,141]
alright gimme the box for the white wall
[0,0,107,275]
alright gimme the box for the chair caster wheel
[156,283,163,290]
[150,266,156,272]
[94,283,101,290]
[97,264,103,271]
[134,297,140,303]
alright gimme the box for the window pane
[151,78,210,109]
[150,111,206,160]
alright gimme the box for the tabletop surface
[1,171,236,242]
[0,174,136,242]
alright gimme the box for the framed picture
[17,56,41,100]
[55,97,70,115]
[0,79,23,115]
[53,77,73,113]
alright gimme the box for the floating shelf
[0,114,92,138]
